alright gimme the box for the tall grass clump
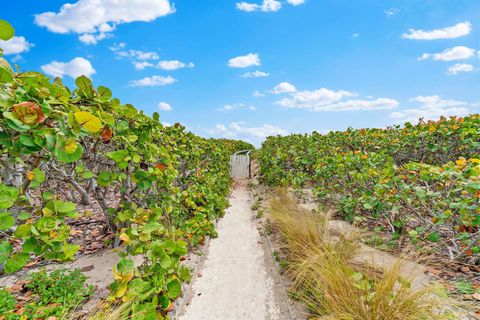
[268,191,457,320]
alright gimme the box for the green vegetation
[260,115,480,263]
[0,20,254,319]
[0,268,93,319]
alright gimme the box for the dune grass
[268,191,456,320]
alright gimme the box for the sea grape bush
[0,29,253,317]
[259,116,480,263]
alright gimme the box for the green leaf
[0,212,15,230]
[55,137,84,163]
[17,212,31,220]
[5,253,30,273]
[167,279,181,299]
[0,184,19,210]
[0,20,15,41]
[0,241,13,264]
[48,200,76,214]
[75,76,94,98]
[14,224,31,237]
[2,112,31,132]
[427,231,441,242]
[36,217,56,233]
[363,203,373,210]
[97,86,112,102]
[28,168,46,189]
[106,150,129,163]
[60,243,80,260]
[159,254,171,269]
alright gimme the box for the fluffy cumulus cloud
[110,44,194,71]
[236,0,305,12]
[133,61,154,70]
[228,53,261,68]
[274,84,399,111]
[158,102,172,111]
[129,75,177,87]
[219,103,256,111]
[236,0,282,12]
[0,36,34,55]
[41,57,95,79]
[447,63,475,75]
[156,60,195,71]
[390,95,471,122]
[34,0,175,44]
[115,49,160,61]
[252,90,266,97]
[286,0,306,5]
[402,21,472,40]
[241,70,270,78]
[271,82,297,94]
[204,122,287,145]
[419,46,475,61]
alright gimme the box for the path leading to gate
[178,180,293,320]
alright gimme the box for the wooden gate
[230,150,251,179]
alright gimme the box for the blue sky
[1,0,479,146]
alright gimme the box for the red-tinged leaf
[12,101,46,125]
[100,125,113,142]
[155,163,166,171]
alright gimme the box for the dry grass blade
[268,190,458,320]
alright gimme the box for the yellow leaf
[119,233,131,244]
[26,171,34,181]
[64,140,79,154]
[115,281,128,298]
[113,266,134,282]
[74,111,102,133]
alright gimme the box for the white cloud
[241,70,270,78]
[286,0,306,5]
[275,86,399,111]
[236,0,282,12]
[228,53,261,68]
[35,0,175,44]
[253,90,266,97]
[219,103,256,111]
[419,46,475,61]
[385,8,399,17]
[271,82,297,94]
[204,122,287,145]
[115,49,159,61]
[110,42,126,51]
[129,75,177,87]
[41,57,95,79]
[133,61,154,70]
[158,102,172,111]
[352,33,360,38]
[156,60,195,70]
[447,63,475,75]
[390,96,470,122]
[402,21,472,40]
[0,36,34,55]
[79,32,110,45]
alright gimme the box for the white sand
[179,181,289,320]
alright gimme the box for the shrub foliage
[260,116,480,263]
[0,32,253,317]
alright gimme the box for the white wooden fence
[230,150,251,179]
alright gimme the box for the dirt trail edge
[178,180,294,320]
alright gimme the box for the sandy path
[178,181,292,320]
